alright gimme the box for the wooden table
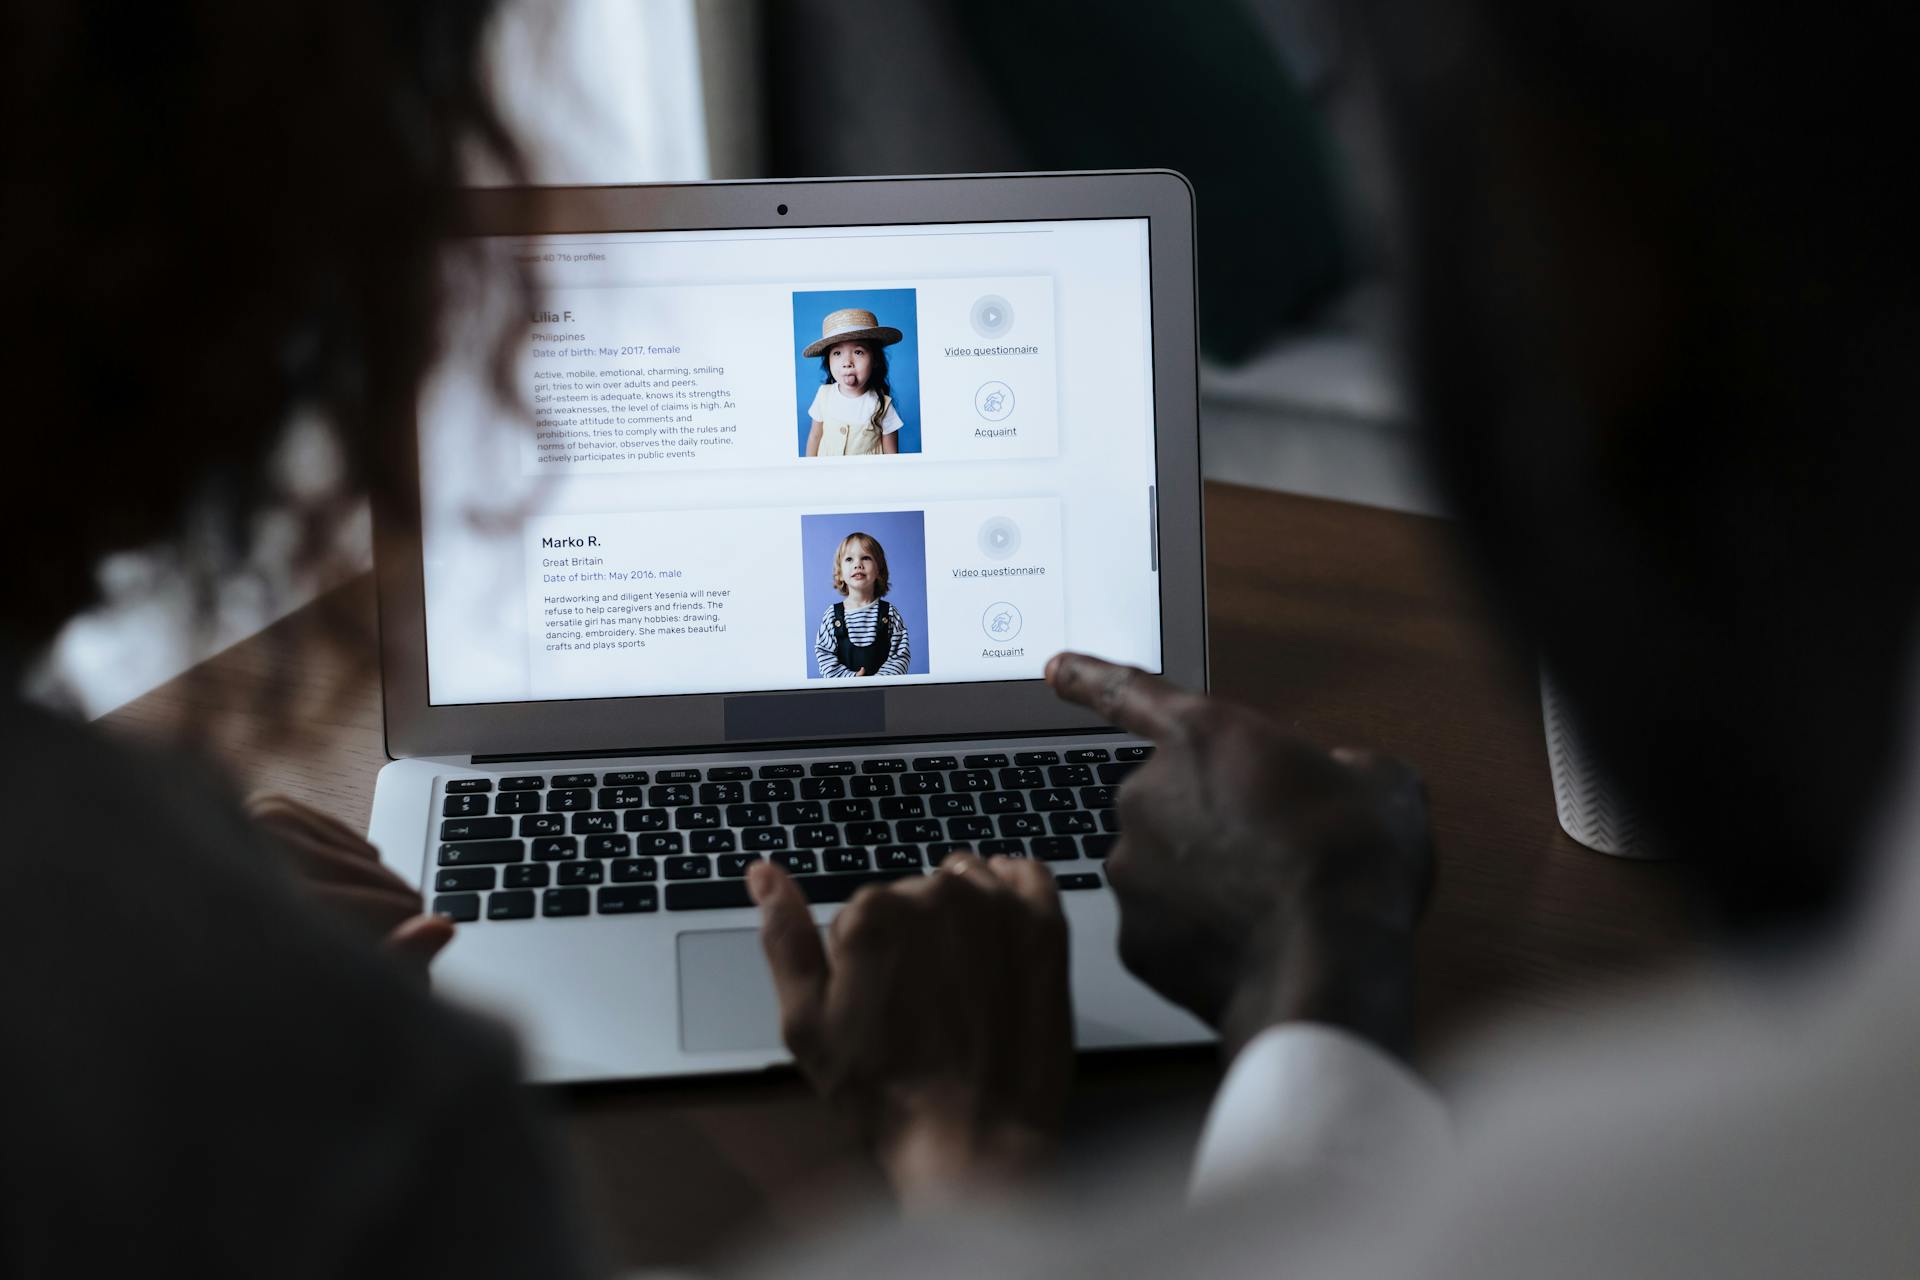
[103,484,1699,1270]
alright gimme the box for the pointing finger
[1045,652,1204,742]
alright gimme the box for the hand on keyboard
[748,852,1071,1209]
[249,794,453,980]
[1045,652,1434,1063]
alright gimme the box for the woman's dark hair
[2,0,526,666]
[817,342,893,433]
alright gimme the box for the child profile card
[523,496,1066,698]
[523,276,1059,477]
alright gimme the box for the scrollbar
[1148,485,1159,572]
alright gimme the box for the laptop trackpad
[677,929,784,1054]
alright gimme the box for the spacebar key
[665,870,916,911]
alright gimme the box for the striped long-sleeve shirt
[814,600,910,678]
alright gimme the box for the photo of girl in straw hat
[792,287,921,458]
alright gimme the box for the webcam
[776,203,788,215]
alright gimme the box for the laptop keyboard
[428,744,1149,922]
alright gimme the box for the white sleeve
[807,385,829,420]
[880,397,904,434]
[1189,1023,1451,1203]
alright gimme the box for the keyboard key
[1015,750,1060,766]
[520,814,567,837]
[649,783,693,807]
[949,770,994,792]
[571,811,618,834]
[597,886,657,914]
[758,763,804,779]
[947,817,993,841]
[585,834,630,858]
[794,824,841,848]
[982,792,1028,815]
[543,887,591,917]
[825,848,871,872]
[846,821,891,845]
[699,781,745,805]
[1050,812,1097,835]
[599,786,647,808]
[879,796,927,819]
[898,819,942,842]
[494,791,540,815]
[692,830,736,853]
[875,845,922,870]
[1065,748,1111,763]
[1056,873,1104,891]
[446,778,493,794]
[860,757,907,773]
[545,789,591,812]
[978,839,1026,856]
[725,803,773,827]
[674,805,721,829]
[603,770,648,786]
[487,890,535,920]
[1116,746,1153,761]
[558,861,604,886]
[717,853,762,876]
[963,753,1010,769]
[750,778,796,802]
[1031,789,1077,811]
[504,863,551,889]
[928,842,970,859]
[531,837,578,860]
[442,794,487,818]
[664,855,711,880]
[499,775,544,791]
[1048,764,1095,787]
[435,867,496,892]
[656,768,701,783]
[850,775,896,797]
[777,800,825,825]
[431,893,482,922]
[637,832,684,856]
[1083,834,1117,859]
[997,767,1044,789]
[610,858,657,883]
[828,798,874,823]
[772,849,818,874]
[997,813,1046,838]
[1097,761,1142,785]
[930,795,976,817]
[1101,810,1121,832]
[800,776,845,800]
[666,870,916,911]
[705,766,752,782]
[1079,786,1117,809]
[551,773,597,788]
[1031,837,1077,861]
[744,827,788,850]
[439,840,524,866]
[441,817,511,841]
[912,755,958,771]
[622,808,669,832]
[901,773,947,796]
[809,760,855,776]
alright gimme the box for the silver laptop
[368,171,1212,1082]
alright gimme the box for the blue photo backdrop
[792,287,922,455]
[799,509,931,677]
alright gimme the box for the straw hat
[802,307,904,358]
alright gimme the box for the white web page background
[420,217,1160,705]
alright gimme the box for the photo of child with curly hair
[802,307,907,457]
[813,531,911,677]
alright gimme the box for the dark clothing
[0,700,593,1278]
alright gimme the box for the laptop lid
[376,170,1205,760]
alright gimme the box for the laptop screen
[418,216,1163,706]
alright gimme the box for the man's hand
[748,854,1073,1208]
[1047,652,1434,1061]
[248,794,454,977]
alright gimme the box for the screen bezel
[377,170,1206,760]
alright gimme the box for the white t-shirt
[808,385,903,434]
